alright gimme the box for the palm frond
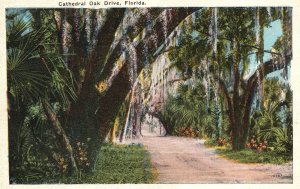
[7,13,78,108]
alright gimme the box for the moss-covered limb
[98,9,164,80]
[96,8,200,86]
[95,8,200,142]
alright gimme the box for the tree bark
[64,9,126,165]
[219,51,292,150]
[147,111,171,135]
[42,101,78,174]
[95,8,199,141]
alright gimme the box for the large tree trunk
[223,51,292,151]
[65,9,126,165]
[230,7,292,151]
[230,113,250,151]
[59,8,199,167]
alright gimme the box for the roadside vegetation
[11,143,155,184]
[86,144,155,184]
[162,77,292,164]
[160,7,292,163]
[215,148,291,164]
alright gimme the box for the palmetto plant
[260,127,292,154]
[7,14,50,106]
[7,10,79,180]
[163,80,212,137]
[253,100,283,150]
[7,12,77,109]
[254,101,282,136]
[254,79,293,155]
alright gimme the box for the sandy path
[131,136,292,184]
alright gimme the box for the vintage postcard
[0,0,299,188]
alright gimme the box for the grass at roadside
[81,143,155,183]
[216,148,292,165]
[18,143,156,184]
[204,138,292,164]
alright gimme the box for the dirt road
[132,136,292,184]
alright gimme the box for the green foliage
[204,138,218,147]
[7,10,77,108]
[83,144,155,183]
[162,81,208,137]
[11,144,155,184]
[211,101,220,138]
[168,32,208,76]
[259,127,292,154]
[216,148,291,164]
[204,137,230,148]
[10,101,74,184]
[7,13,51,105]
[162,78,230,139]
[165,7,292,152]
[10,146,60,184]
[250,79,292,156]
[7,9,79,182]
